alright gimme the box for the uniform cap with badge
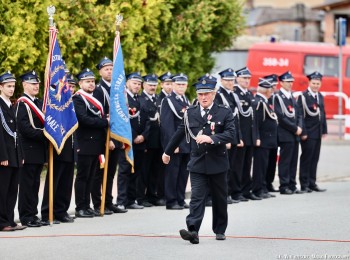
[218,68,236,80]
[126,72,143,82]
[307,71,323,81]
[76,68,95,81]
[67,74,77,85]
[0,71,16,84]
[172,73,188,84]
[193,75,217,93]
[159,71,173,82]
[96,57,113,70]
[263,74,278,86]
[20,70,40,83]
[278,71,294,82]
[258,78,273,89]
[236,67,251,78]
[142,74,158,86]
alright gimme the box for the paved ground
[1,132,350,259]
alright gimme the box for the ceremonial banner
[110,29,134,169]
[43,26,78,154]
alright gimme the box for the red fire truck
[247,41,350,116]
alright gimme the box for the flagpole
[100,14,123,217]
[46,6,56,226]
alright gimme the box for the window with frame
[304,55,338,77]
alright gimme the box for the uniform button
[205,152,208,154]
[218,142,221,144]
[90,137,93,139]
[203,127,205,129]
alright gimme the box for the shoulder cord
[273,94,295,118]
[0,107,17,144]
[301,95,320,119]
[167,98,183,120]
[256,101,278,122]
[78,94,102,118]
[219,92,238,117]
[16,102,44,131]
[183,110,197,144]
[233,93,253,118]
[100,86,110,107]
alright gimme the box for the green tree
[0,0,244,99]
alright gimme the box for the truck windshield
[304,55,338,77]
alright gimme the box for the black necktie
[202,108,209,118]
[315,94,318,104]
[34,98,39,107]
[134,94,138,102]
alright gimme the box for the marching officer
[138,74,164,206]
[0,72,26,231]
[73,68,109,218]
[160,73,191,210]
[17,70,47,227]
[232,67,258,200]
[115,72,150,210]
[251,78,278,199]
[264,74,280,193]
[214,68,244,204]
[91,57,125,215]
[162,75,235,244]
[298,71,327,192]
[273,71,303,194]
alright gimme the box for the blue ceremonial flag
[110,31,134,170]
[43,27,78,154]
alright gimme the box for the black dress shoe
[24,220,42,227]
[154,199,166,206]
[310,186,326,192]
[236,195,249,202]
[301,187,313,193]
[111,204,128,213]
[40,219,60,226]
[142,201,154,207]
[246,193,262,200]
[166,204,184,210]
[292,189,305,194]
[216,233,226,240]
[179,229,199,244]
[280,188,293,195]
[127,203,144,209]
[56,215,74,223]
[75,209,94,218]
[97,208,113,215]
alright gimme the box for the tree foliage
[0,0,244,98]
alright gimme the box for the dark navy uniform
[215,86,241,199]
[298,72,327,192]
[139,90,163,205]
[233,86,255,199]
[0,74,24,230]
[73,69,108,216]
[264,74,279,193]
[160,89,191,208]
[91,59,122,213]
[251,84,278,197]
[116,87,150,208]
[165,98,235,237]
[41,136,75,221]
[16,71,47,227]
[274,71,303,194]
